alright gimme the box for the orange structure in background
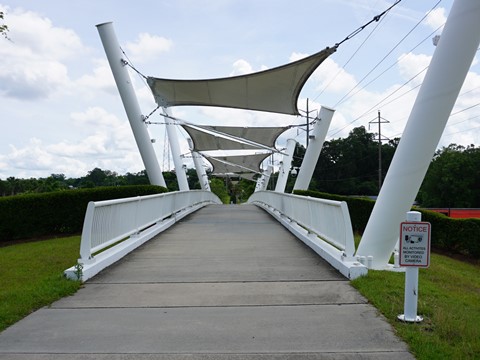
[425,208,480,219]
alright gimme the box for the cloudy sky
[1,0,478,179]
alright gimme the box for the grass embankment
[0,236,81,332]
[1,236,479,360]
[352,253,480,360]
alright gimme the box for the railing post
[340,202,355,259]
[79,202,95,264]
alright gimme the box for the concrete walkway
[0,204,414,359]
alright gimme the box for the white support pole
[164,110,189,191]
[398,211,423,323]
[356,0,480,269]
[294,106,335,191]
[255,176,263,192]
[96,22,166,187]
[255,164,273,192]
[275,139,296,193]
[188,139,210,191]
[261,164,274,191]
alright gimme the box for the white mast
[96,22,166,187]
[356,0,480,269]
[294,106,335,191]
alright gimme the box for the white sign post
[397,211,431,323]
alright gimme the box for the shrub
[294,189,480,259]
[0,185,167,243]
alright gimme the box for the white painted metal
[255,175,263,192]
[274,139,296,193]
[189,139,210,191]
[255,164,273,192]
[66,190,221,280]
[96,22,166,187]
[356,0,480,269]
[248,191,365,279]
[294,106,335,191]
[398,211,423,323]
[261,165,274,191]
[164,109,189,191]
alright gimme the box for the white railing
[248,191,355,256]
[66,190,221,281]
[248,191,366,279]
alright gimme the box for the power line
[333,0,442,108]
[328,65,428,137]
[332,24,443,108]
[334,0,403,48]
[314,10,388,101]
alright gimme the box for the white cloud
[0,6,87,100]
[76,59,117,96]
[424,7,447,30]
[230,59,254,76]
[0,107,145,178]
[289,52,308,62]
[125,32,172,63]
[0,58,69,99]
[397,52,431,86]
[312,58,357,94]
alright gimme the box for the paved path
[0,204,414,359]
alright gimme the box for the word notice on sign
[399,221,431,267]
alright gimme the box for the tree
[311,126,389,195]
[419,144,480,207]
[186,168,200,189]
[209,177,230,204]
[1,11,9,39]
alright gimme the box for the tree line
[287,126,479,208]
[1,126,478,208]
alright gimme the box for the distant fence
[424,208,480,219]
[248,191,366,279]
[66,190,221,281]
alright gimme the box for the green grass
[0,236,82,332]
[352,253,480,359]
[1,234,479,360]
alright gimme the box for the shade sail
[182,124,288,152]
[148,46,336,115]
[206,153,271,179]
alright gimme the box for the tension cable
[335,0,402,48]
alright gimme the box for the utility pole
[299,98,317,148]
[306,99,310,148]
[368,110,389,191]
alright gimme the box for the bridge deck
[0,204,413,359]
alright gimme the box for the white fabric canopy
[182,123,288,152]
[206,153,271,179]
[148,46,336,115]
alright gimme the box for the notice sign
[399,221,431,267]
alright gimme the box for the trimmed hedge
[0,185,168,243]
[294,189,480,259]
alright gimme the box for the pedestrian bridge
[0,201,413,358]
[64,190,368,282]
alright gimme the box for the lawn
[1,236,479,360]
[351,253,480,360]
[0,236,82,331]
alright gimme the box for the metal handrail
[248,191,355,257]
[79,190,221,262]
